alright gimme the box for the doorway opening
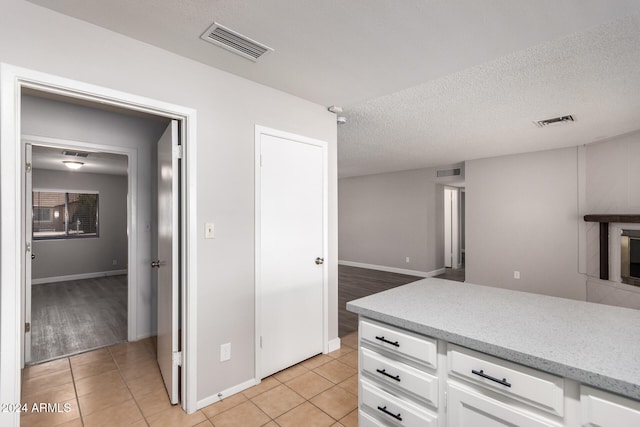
[443,186,465,282]
[27,143,130,363]
[0,64,199,418]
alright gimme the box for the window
[33,191,99,239]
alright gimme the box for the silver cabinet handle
[151,260,166,268]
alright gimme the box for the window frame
[32,188,100,240]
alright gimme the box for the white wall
[0,0,337,405]
[22,94,165,337]
[465,147,586,300]
[339,167,444,275]
[31,169,127,280]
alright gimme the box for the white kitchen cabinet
[581,385,640,427]
[356,316,640,426]
[447,382,561,427]
[448,344,564,417]
[358,318,439,425]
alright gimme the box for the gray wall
[32,170,127,280]
[339,167,444,274]
[465,147,586,300]
[2,0,338,404]
[22,94,165,337]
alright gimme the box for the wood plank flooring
[30,275,128,363]
[338,265,465,337]
[338,265,422,337]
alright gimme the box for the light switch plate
[205,222,215,239]
[220,343,231,361]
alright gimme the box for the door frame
[22,135,137,365]
[444,186,460,269]
[254,125,329,381]
[0,63,199,423]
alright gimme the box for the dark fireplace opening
[622,230,640,286]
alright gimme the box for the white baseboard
[197,378,259,409]
[327,337,341,353]
[338,260,445,278]
[31,269,128,285]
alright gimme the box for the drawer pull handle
[377,405,402,421]
[376,368,401,382]
[472,369,512,388]
[375,335,400,347]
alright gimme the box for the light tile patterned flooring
[21,332,360,427]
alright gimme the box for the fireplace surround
[584,214,640,284]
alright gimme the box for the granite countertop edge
[346,282,640,401]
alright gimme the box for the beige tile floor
[21,333,360,427]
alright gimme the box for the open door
[154,120,180,404]
[24,143,33,364]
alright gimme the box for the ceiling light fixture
[63,160,84,170]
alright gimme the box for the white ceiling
[26,0,640,177]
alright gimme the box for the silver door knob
[315,257,324,265]
[151,260,164,268]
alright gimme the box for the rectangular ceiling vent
[437,168,461,178]
[534,115,575,128]
[200,22,273,61]
[62,150,90,158]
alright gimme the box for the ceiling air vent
[62,150,90,158]
[437,168,461,178]
[200,22,273,61]
[534,115,575,128]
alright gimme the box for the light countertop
[346,278,640,400]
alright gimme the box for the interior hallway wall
[2,0,338,405]
[339,167,445,275]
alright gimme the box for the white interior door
[258,130,326,379]
[155,120,180,404]
[24,143,33,364]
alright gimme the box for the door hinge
[260,336,263,349]
[25,322,31,333]
[173,351,182,367]
[25,162,32,173]
[444,390,447,411]
[175,145,183,159]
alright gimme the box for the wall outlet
[514,271,520,279]
[406,257,410,263]
[220,343,231,362]
[112,259,117,266]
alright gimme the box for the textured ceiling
[25,0,640,177]
[31,145,129,176]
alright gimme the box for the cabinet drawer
[360,319,437,369]
[359,410,386,427]
[361,347,438,407]
[581,385,640,427]
[447,382,560,427]
[448,344,564,416]
[361,379,438,427]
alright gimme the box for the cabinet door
[581,386,640,427]
[447,383,560,427]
